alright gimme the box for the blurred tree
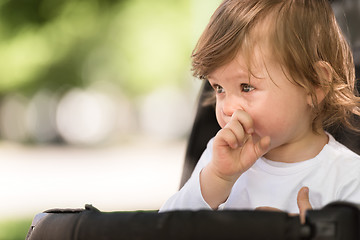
[0,0,121,33]
[0,0,124,95]
[0,0,192,98]
[0,0,218,144]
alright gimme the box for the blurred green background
[0,0,219,145]
[0,0,188,96]
[0,0,220,239]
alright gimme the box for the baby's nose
[222,106,236,117]
[222,98,243,117]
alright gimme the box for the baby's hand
[200,110,270,209]
[209,110,271,183]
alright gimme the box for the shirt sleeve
[159,138,214,212]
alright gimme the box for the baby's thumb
[253,136,271,159]
[297,187,312,224]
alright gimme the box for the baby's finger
[297,187,312,224]
[231,110,254,135]
[252,136,271,159]
[224,118,246,147]
[215,127,239,149]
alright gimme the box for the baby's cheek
[251,114,276,137]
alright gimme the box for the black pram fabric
[26,203,360,240]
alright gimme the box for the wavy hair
[191,0,360,132]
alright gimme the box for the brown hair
[191,0,360,132]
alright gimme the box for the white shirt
[160,134,360,213]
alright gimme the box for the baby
[160,0,360,222]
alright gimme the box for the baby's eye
[214,84,225,94]
[241,84,255,93]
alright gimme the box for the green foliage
[0,218,32,240]
[111,0,192,96]
[0,0,193,97]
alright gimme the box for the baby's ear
[306,61,332,106]
[314,61,332,84]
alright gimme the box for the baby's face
[207,49,314,152]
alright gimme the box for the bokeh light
[0,94,29,142]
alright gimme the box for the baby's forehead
[209,43,277,77]
[208,52,275,83]
[207,57,249,80]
